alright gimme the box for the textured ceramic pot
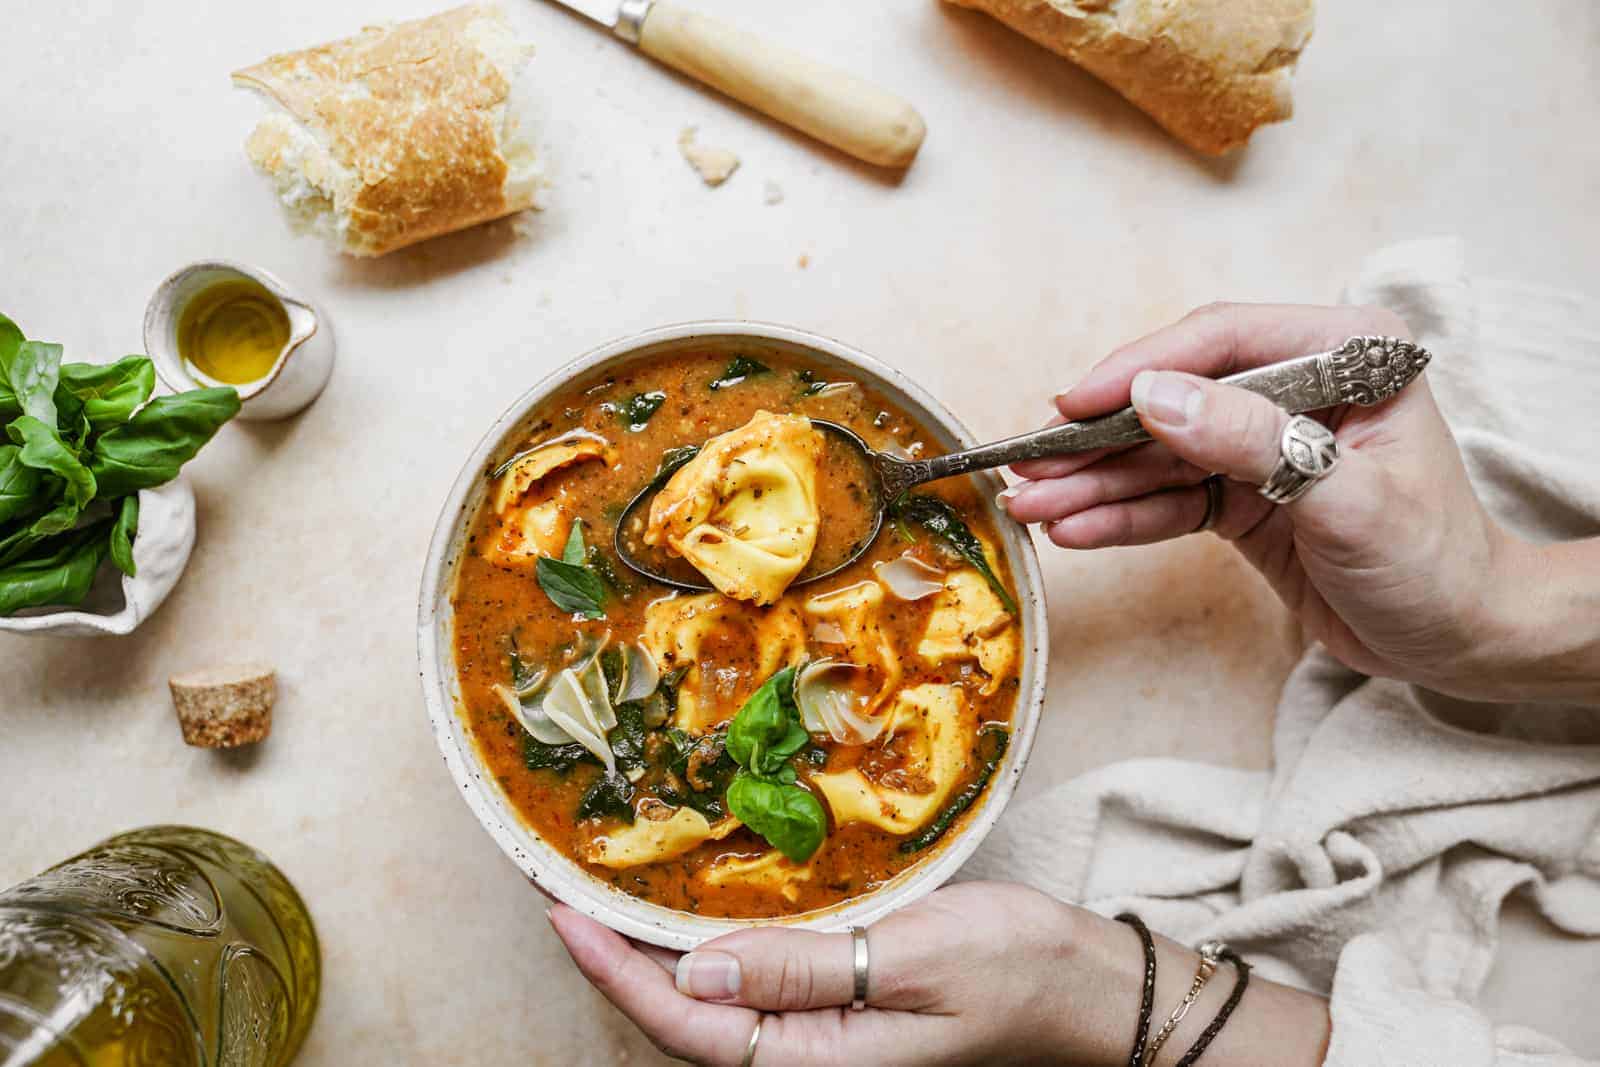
[0,478,195,637]
[143,260,334,421]
[417,322,1048,951]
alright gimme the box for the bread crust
[946,0,1314,155]
[234,4,536,256]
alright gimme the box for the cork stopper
[168,662,276,747]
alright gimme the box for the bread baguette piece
[233,4,542,257]
[169,663,276,748]
[945,0,1314,155]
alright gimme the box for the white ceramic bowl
[417,322,1048,950]
[0,479,195,637]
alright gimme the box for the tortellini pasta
[812,684,975,834]
[917,565,1017,695]
[641,593,806,733]
[697,850,815,903]
[645,411,824,605]
[582,804,739,869]
[484,432,614,565]
[804,580,902,721]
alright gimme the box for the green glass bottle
[0,826,320,1066]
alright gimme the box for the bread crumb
[764,181,784,205]
[797,254,810,269]
[677,127,740,187]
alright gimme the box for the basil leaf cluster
[724,666,827,863]
[0,313,239,615]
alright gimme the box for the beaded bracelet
[1113,913,1157,1067]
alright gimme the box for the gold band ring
[739,1015,764,1067]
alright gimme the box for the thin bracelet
[1114,913,1157,1067]
[1142,942,1223,1066]
[1173,949,1250,1067]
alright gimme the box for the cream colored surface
[1,0,1596,1063]
[640,2,926,168]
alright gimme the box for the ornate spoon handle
[877,336,1431,498]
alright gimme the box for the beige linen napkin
[964,238,1600,1065]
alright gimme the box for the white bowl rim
[417,320,1049,950]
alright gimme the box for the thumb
[1128,370,1300,485]
[675,928,856,1011]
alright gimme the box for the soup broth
[451,349,1021,919]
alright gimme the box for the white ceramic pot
[143,260,334,421]
[417,322,1049,950]
[0,478,195,637]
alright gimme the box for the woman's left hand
[552,881,1119,1065]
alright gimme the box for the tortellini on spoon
[644,410,824,605]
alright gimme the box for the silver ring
[739,1015,764,1067]
[849,925,869,1011]
[1258,415,1339,504]
[1195,475,1225,532]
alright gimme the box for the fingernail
[996,485,1022,511]
[675,951,740,1000]
[1130,371,1202,427]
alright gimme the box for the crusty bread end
[946,0,1315,155]
[233,4,542,256]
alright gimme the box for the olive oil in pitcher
[176,277,290,385]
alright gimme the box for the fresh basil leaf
[577,771,636,823]
[1,341,63,425]
[0,445,43,524]
[889,493,1018,614]
[619,391,666,431]
[109,495,139,578]
[899,726,1010,854]
[55,357,156,431]
[88,387,240,498]
[0,519,112,616]
[726,772,827,863]
[726,666,807,777]
[561,519,587,565]
[7,415,95,509]
[535,557,606,619]
[708,356,771,391]
[0,315,22,419]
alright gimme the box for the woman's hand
[549,881,1331,1066]
[1003,302,1547,702]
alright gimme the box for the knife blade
[535,0,926,168]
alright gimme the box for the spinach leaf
[522,734,595,773]
[608,699,649,773]
[899,726,1011,854]
[8,415,95,509]
[619,391,666,431]
[725,667,808,776]
[647,445,701,493]
[658,665,689,716]
[726,772,827,862]
[1,341,62,425]
[0,314,22,419]
[109,495,139,577]
[88,387,240,498]
[578,771,636,823]
[708,356,771,391]
[55,356,156,431]
[889,493,1018,614]
[0,519,113,616]
[0,445,42,524]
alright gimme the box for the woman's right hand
[1002,302,1553,702]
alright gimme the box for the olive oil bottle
[0,827,320,1066]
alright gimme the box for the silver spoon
[614,335,1431,591]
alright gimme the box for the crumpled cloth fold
[964,238,1600,1065]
